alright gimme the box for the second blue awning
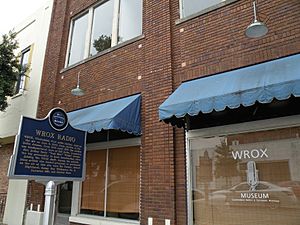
[68,94,141,135]
[159,54,300,121]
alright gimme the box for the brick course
[34,0,300,225]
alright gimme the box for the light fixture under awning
[159,54,300,122]
[68,94,141,135]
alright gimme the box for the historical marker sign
[8,108,86,181]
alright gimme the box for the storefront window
[189,126,300,225]
[81,150,106,215]
[80,146,140,220]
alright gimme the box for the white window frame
[186,114,300,225]
[70,137,141,225]
[65,0,142,67]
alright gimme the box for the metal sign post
[43,181,56,225]
[7,108,86,225]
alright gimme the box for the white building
[0,1,53,225]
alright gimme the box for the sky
[0,0,49,35]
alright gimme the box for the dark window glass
[58,182,73,214]
[15,48,30,93]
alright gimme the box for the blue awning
[159,54,300,121]
[68,94,141,135]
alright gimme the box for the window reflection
[190,127,300,225]
[68,13,88,65]
[90,1,114,55]
[118,0,142,43]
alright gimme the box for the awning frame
[159,54,300,125]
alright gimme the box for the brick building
[33,0,300,225]
[0,1,53,224]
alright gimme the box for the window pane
[90,1,114,55]
[190,127,300,225]
[21,50,30,68]
[68,13,88,65]
[106,146,140,220]
[182,0,222,17]
[81,150,106,215]
[118,0,142,43]
[16,49,30,93]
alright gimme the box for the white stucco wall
[0,0,53,140]
[2,1,53,225]
[3,180,28,225]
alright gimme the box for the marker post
[43,181,57,225]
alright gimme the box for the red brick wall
[0,144,11,222]
[140,0,175,224]
[38,0,176,225]
[0,144,13,194]
[34,0,300,225]
[172,0,300,86]
[26,181,45,211]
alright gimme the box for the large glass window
[81,150,106,213]
[67,0,143,66]
[189,126,300,225]
[181,0,230,18]
[80,146,140,220]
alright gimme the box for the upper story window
[16,47,31,94]
[68,13,89,66]
[180,0,228,18]
[66,0,143,66]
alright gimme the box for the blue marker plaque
[8,108,86,181]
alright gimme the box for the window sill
[61,35,145,73]
[176,0,239,25]
[69,214,139,225]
